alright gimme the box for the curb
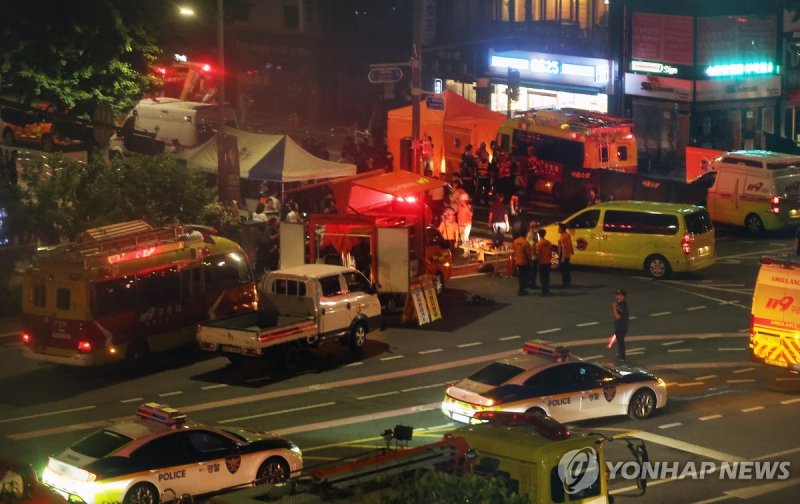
[0,331,19,346]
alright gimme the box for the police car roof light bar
[472,411,571,440]
[523,340,571,361]
[136,402,187,426]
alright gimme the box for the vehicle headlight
[657,378,666,387]
[290,443,302,456]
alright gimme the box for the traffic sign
[368,66,403,84]
[425,96,444,110]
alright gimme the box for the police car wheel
[628,389,656,420]
[256,457,290,484]
[745,214,764,236]
[123,482,159,504]
[644,255,671,279]
[350,322,367,351]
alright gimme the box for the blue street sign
[368,66,404,84]
[426,96,444,110]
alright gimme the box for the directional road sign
[368,66,404,84]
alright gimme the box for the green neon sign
[704,62,775,77]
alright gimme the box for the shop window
[56,288,71,310]
[600,146,609,163]
[617,146,628,161]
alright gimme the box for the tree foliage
[13,154,221,244]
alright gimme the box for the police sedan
[41,403,303,504]
[441,341,667,424]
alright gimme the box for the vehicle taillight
[77,340,93,353]
[21,332,31,345]
[681,233,692,255]
[771,196,781,214]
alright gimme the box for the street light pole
[411,0,422,175]
[216,0,227,202]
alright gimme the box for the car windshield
[766,162,800,170]
[70,429,133,458]
[467,362,525,386]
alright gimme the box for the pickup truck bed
[197,310,318,358]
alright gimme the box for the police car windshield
[70,429,133,458]
[468,362,525,386]
[767,162,799,170]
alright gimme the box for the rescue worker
[513,230,532,296]
[535,229,552,296]
[437,208,460,250]
[475,149,492,205]
[456,193,474,258]
[557,222,574,288]
[459,144,476,198]
[495,149,514,203]
[525,146,540,201]
[526,221,540,289]
[488,194,509,249]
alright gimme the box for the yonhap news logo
[557,449,791,494]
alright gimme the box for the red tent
[386,90,506,177]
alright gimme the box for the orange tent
[386,90,506,177]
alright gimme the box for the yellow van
[707,150,800,235]
[544,201,716,278]
[750,257,800,371]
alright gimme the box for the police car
[41,403,303,504]
[441,341,667,424]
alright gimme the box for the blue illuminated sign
[705,62,775,77]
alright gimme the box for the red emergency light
[21,332,31,345]
[201,63,212,72]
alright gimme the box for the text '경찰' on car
[41,403,303,504]
[441,340,667,424]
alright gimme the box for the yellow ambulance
[750,257,800,371]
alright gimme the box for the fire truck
[496,108,638,208]
[208,412,649,504]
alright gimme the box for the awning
[352,170,446,197]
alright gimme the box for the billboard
[632,13,694,66]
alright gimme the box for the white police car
[41,403,303,504]
[442,341,667,424]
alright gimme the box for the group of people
[436,184,474,258]
[512,221,573,297]
[457,141,543,206]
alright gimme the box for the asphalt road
[2,224,800,503]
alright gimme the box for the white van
[706,150,800,235]
[109,98,238,157]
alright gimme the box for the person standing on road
[438,208,460,250]
[488,194,509,248]
[534,229,552,296]
[612,289,630,363]
[513,230,532,296]
[456,193,473,258]
[557,222,574,288]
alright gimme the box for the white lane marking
[357,391,400,400]
[707,480,800,501]
[158,391,183,397]
[718,347,746,351]
[120,397,144,404]
[201,384,229,390]
[658,422,682,429]
[726,379,756,384]
[499,335,521,341]
[244,376,272,383]
[650,311,671,317]
[731,367,755,374]
[537,328,561,334]
[737,327,749,332]
[577,321,599,327]
[677,382,705,387]
[687,305,707,311]
[457,342,482,348]
[628,431,744,462]
[419,348,443,354]
[627,347,646,353]
[780,398,800,405]
[220,402,336,424]
[753,446,800,461]
[380,355,404,361]
[650,281,751,308]
[629,316,638,320]
[345,361,364,367]
[626,352,645,356]
[668,348,693,353]
[741,406,764,413]
[0,405,96,424]
[699,414,722,421]
[582,354,604,361]
[401,382,450,393]
[776,377,800,382]
[695,375,717,381]
[662,340,684,346]
[712,284,745,288]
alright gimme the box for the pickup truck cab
[197,265,382,369]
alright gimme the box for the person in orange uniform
[534,229,552,296]
[513,230,532,296]
[438,208,460,250]
[557,222,574,288]
[456,193,473,258]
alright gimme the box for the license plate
[51,331,71,340]
[450,412,471,424]
[221,345,242,354]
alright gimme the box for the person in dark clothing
[487,194,509,248]
[534,229,552,296]
[613,289,630,363]
[459,144,476,198]
[254,223,276,279]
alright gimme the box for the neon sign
[631,60,678,76]
[705,62,775,77]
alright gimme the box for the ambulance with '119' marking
[750,256,800,371]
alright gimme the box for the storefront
[625,11,781,176]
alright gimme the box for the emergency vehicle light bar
[523,340,570,361]
[136,402,187,426]
[472,411,571,440]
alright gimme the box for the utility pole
[411,0,422,175]
[216,0,240,205]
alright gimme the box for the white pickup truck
[197,265,382,369]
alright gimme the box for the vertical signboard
[421,0,436,45]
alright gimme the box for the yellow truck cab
[544,201,716,278]
[707,150,800,235]
[750,257,800,371]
